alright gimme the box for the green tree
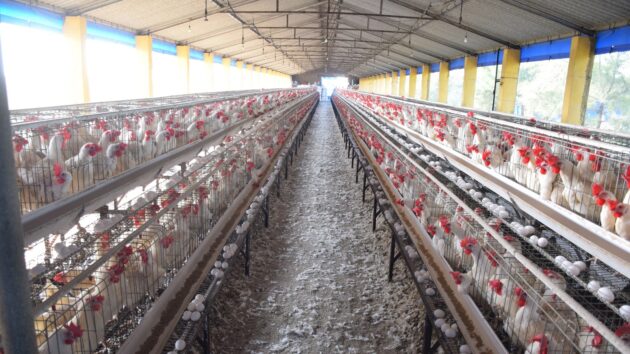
[585,52,630,133]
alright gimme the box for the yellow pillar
[236,60,244,89]
[561,36,595,125]
[438,61,449,103]
[421,64,430,100]
[136,35,153,97]
[63,16,89,103]
[399,70,406,97]
[203,53,214,92]
[176,45,190,94]
[408,68,418,98]
[246,63,253,89]
[391,71,398,95]
[497,48,521,113]
[462,56,478,107]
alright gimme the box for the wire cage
[334,94,630,354]
[339,91,630,249]
[12,89,314,214]
[28,90,319,354]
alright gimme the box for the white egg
[474,192,483,199]
[182,311,191,321]
[598,287,615,303]
[498,211,510,219]
[587,280,601,292]
[517,227,526,236]
[187,302,196,312]
[561,260,573,270]
[460,344,472,354]
[445,329,457,338]
[529,235,539,244]
[168,351,177,354]
[451,323,458,331]
[433,309,445,318]
[196,302,205,312]
[175,339,186,351]
[497,205,506,212]
[191,311,201,321]
[567,265,581,276]
[482,198,490,204]
[523,225,536,236]
[441,323,450,332]
[554,256,567,265]
[513,222,523,229]
[573,261,587,271]
[222,262,229,269]
[619,305,630,322]
[426,288,435,296]
[214,261,222,268]
[435,318,445,327]
[537,237,548,248]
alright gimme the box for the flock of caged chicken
[334,91,630,354]
[12,90,305,213]
[13,89,317,353]
[341,91,630,241]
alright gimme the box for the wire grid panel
[340,91,630,249]
[31,92,318,354]
[334,95,630,354]
[12,90,312,214]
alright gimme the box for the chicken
[503,287,547,349]
[592,184,617,232]
[613,203,630,240]
[13,134,43,168]
[94,143,127,180]
[17,162,73,208]
[536,160,560,201]
[558,159,594,215]
[65,143,101,193]
[47,133,67,164]
[141,130,157,161]
[460,236,501,297]
[98,129,121,153]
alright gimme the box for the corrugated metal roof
[21,0,630,76]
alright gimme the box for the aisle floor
[208,102,422,353]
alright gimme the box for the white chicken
[613,203,630,240]
[65,143,100,193]
[17,162,73,208]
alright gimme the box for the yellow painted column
[136,35,153,97]
[561,36,594,125]
[203,53,214,92]
[399,70,406,97]
[391,71,398,95]
[438,61,449,103]
[462,56,478,107]
[63,16,89,103]
[497,48,521,113]
[176,45,190,94]
[246,63,253,89]
[421,64,430,100]
[236,61,244,89]
[408,68,418,98]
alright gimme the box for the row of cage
[30,91,319,353]
[333,94,630,354]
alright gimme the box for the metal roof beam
[68,0,122,15]
[387,0,519,49]
[499,0,594,36]
[224,10,430,20]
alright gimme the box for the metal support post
[388,232,401,282]
[0,47,38,353]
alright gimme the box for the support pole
[136,35,153,97]
[462,56,478,107]
[561,35,594,125]
[438,61,449,103]
[176,45,190,94]
[63,16,90,103]
[0,46,38,354]
[203,53,214,92]
[497,48,521,113]
[421,64,430,100]
[391,71,398,96]
[398,69,406,97]
[408,67,418,98]
[386,72,393,95]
